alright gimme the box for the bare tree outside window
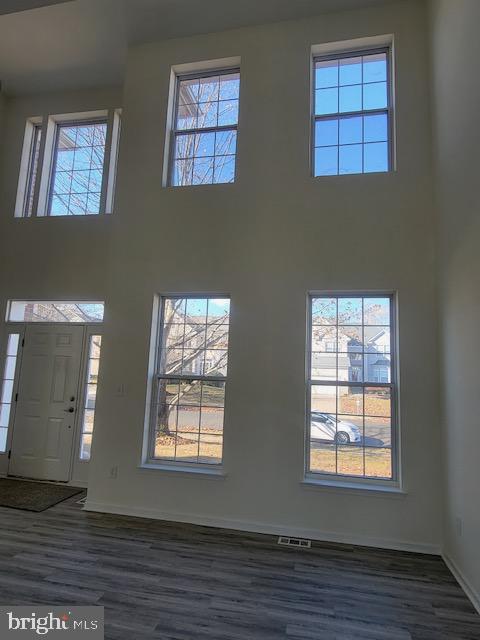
[48,121,107,215]
[171,70,240,186]
[151,297,230,465]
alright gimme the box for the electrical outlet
[109,465,118,479]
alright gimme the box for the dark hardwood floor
[0,495,478,639]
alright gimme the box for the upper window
[48,121,107,216]
[148,296,230,467]
[15,110,121,217]
[170,69,240,186]
[307,294,397,483]
[313,49,391,176]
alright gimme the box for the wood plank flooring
[0,495,478,639]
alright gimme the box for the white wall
[78,0,442,551]
[429,0,480,605]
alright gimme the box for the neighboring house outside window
[307,294,398,484]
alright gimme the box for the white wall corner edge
[442,552,480,616]
[84,500,441,556]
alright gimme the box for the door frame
[0,322,103,483]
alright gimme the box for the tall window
[0,334,20,453]
[149,296,230,466]
[15,110,121,217]
[313,49,391,176]
[307,294,397,482]
[80,335,102,461]
[48,121,107,216]
[170,69,240,186]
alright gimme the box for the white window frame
[305,292,400,489]
[311,43,395,177]
[15,109,121,217]
[143,294,230,473]
[166,63,241,187]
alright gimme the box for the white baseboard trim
[84,500,440,556]
[442,552,480,615]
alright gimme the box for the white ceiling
[0,0,401,96]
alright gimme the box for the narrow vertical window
[80,335,102,460]
[48,121,107,215]
[170,69,240,186]
[313,49,391,176]
[0,334,20,453]
[307,294,397,482]
[150,296,230,466]
[23,125,42,217]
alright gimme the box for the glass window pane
[174,159,193,185]
[315,60,338,88]
[364,326,390,352]
[339,144,362,174]
[217,100,238,127]
[310,442,336,474]
[315,119,338,147]
[339,116,362,145]
[364,297,390,325]
[219,73,240,100]
[312,298,337,325]
[198,75,219,103]
[311,385,336,413]
[198,434,222,464]
[195,132,215,157]
[1,380,14,404]
[178,78,199,105]
[315,88,338,116]
[339,56,362,85]
[175,133,195,159]
[364,387,391,417]
[363,82,387,110]
[338,386,363,415]
[365,447,392,478]
[176,105,197,130]
[213,156,235,183]
[337,353,363,382]
[7,301,103,323]
[4,356,16,380]
[364,113,388,142]
[215,130,236,156]
[311,325,337,353]
[364,142,388,173]
[338,298,362,324]
[311,352,337,381]
[314,146,338,176]
[0,427,7,453]
[7,335,20,357]
[365,417,391,448]
[363,53,387,83]
[0,404,11,429]
[201,381,225,408]
[339,84,362,113]
[337,446,364,476]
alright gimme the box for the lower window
[307,293,397,482]
[148,296,230,466]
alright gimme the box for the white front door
[9,325,84,482]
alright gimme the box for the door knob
[64,407,75,413]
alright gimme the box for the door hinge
[21,338,25,347]
[7,450,11,460]
[14,393,18,402]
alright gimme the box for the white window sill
[302,476,406,496]
[139,462,226,479]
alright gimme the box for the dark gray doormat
[0,478,84,512]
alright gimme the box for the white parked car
[311,412,362,445]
